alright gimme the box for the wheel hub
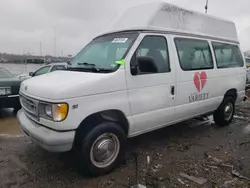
[224,102,233,121]
[90,133,120,168]
[93,137,115,162]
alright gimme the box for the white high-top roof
[101,1,238,43]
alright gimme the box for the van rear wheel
[213,96,235,126]
[76,121,126,176]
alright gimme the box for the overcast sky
[0,0,249,56]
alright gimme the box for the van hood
[20,70,126,100]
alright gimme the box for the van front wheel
[77,121,126,176]
[213,96,235,126]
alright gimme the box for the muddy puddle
[243,123,250,134]
[0,109,22,137]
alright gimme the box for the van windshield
[69,33,138,73]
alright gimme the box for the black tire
[213,96,235,126]
[76,121,126,176]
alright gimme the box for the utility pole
[205,0,208,14]
[22,47,27,73]
[40,42,42,57]
[54,27,56,57]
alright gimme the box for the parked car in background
[245,57,250,85]
[246,57,250,68]
[18,62,68,80]
[0,67,21,112]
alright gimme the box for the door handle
[171,85,175,95]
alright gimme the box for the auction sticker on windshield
[112,38,128,43]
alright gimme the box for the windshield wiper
[77,62,100,72]
[67,62,112,73]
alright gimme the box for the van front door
[126,34,176,136]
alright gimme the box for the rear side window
[175,38,214,71]
[212,42,244,68]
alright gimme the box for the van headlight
[40,103,68,122]
[45,105,53,117]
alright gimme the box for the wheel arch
[224,88,237,102]
[74,109,129,146]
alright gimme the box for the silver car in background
[18,62,68,80]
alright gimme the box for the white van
[18,2,246,176]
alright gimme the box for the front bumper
[17,109,75,152]
[0,94,20,109]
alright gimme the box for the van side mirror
[131,65,138,75]
[29,72,34,76]
[137,56,158,74]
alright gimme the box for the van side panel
[171,35,220,120]
[210,41,246,102]
[128,34,245,137]
[171,35,245,121]
[174,68,222,120]
[212,68,245,100]
[237,47,246,102]
[237,65,247,102]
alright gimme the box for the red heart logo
[193,72,207,92]
[193,73,201,92]
[200,71,207,89]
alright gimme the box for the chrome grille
[20,94,39,120]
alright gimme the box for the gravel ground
[1,101,250,188]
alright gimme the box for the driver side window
[130,35,170,75]
[34,66,51,76]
